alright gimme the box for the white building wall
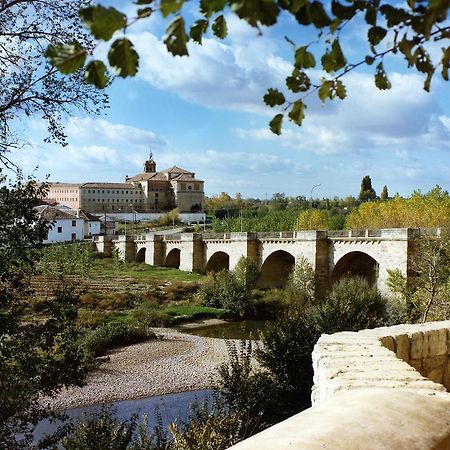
[44,218,84,244]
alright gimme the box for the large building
[45,155,205,213]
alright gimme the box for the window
[72,220,76,227]
[71,233,76,241]
[188,185,192,191]
[155,193,159,198]
[57,226,62,233]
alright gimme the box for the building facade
[45,155,204,213]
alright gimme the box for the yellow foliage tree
[296,209,329,230]
[345,186,450,229]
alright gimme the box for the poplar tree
[358,175,377,202]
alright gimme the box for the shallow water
[182,320,273,340]
[34,389,214,443]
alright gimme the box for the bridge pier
[179,233,204,272]
[114,235,135,262]
[144,234,165,266]
[95,235,112,257]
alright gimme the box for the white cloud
[129,28,291,113]
[233,71,450,157]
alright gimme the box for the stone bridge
[95,228,438,297]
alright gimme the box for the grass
[91,258,205,283]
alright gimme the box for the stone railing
[230,321,450,450]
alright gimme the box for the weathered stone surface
[232,321,450,450]
[394,333,410,362]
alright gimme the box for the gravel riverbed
[41,328,232,410]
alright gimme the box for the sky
[10,2,450,199]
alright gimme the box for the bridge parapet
[230,321,450,450]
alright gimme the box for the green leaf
[335,80,346,99]
[374,62,392,90]
[365,55,375,65]
[413,46,433,73]
[190,19,209,44]
[263,88,286,107]
[231,0,279,27]
[269,114,284,135]
[286,69,311,92]
[84,60,109,88]
[45,43,86,74]
[321,40,346,73]
[295,46,316,69]
[368,26,387,46]
[79,6,127,41]
[331,1,357,20]
[365,7,377,26]
[212,15,228,39]
[288,100,306,126]
[160,0,185,18]
[108,38,139,77]
[294,5,311,25]
[164,16,189,56]
[318,80,332,102]
[424,67,435,92]
[200,0,228,18]
[379,5,411,27]
[441,46,450,81]
[137,7,152,18]
[398,36,416,66]
[309,1,332,28]
[136,0,153,4]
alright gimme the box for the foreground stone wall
[230,321,450,450]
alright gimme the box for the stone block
[409,358,423,372]
[427,367,444,385]
[426,329,447,357]
[379,335,395,352]
[395,334,410,362]
[442,360,450,390]
[410,331,424,360]
[422,355,447,375]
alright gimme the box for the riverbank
[41,328,231,410]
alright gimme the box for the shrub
[310,277,387,334]
[82,323,154,357]
[282,256,315,308]
[133,303,173,328]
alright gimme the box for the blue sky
[11,3,450,199]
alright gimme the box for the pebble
[41,328,233,410]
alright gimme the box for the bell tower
[144,151,156,173]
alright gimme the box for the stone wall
[230,321,450,450]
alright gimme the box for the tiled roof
[128,172,170,182]
[34,205,82,220]
[48,182,83,187]
[161,165,193,174]
[173,173,204,182]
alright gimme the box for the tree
[413,233,450,322]
[0,173,92,449]
[48,1,450,134]
[296,209,330,230]
[0,0,107,165]
[380,185,389,201]
[358,175,377,202]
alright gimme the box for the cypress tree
[358,175,377,202]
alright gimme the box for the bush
[282,256,315,308]
[82,323,154,357]
[133,303,174,328]
[197,270,251,316]
[310,277,387,334]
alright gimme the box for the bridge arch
[205,251,229,273]
[136,247,146,263]
[332,251,379,286]
[165,248,181,268]
[258,250,295,288]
